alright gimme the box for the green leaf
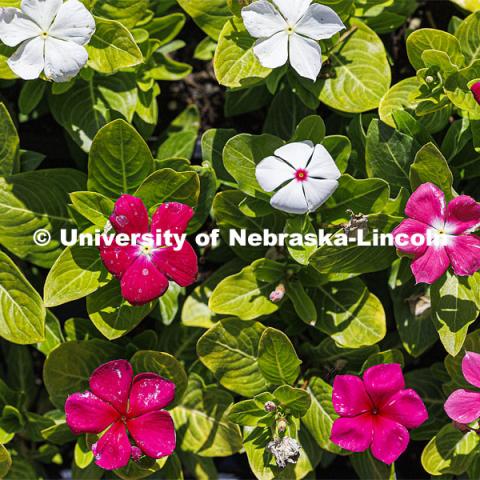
[130,350,188,405]
[157,283,184,326]
[0,103,19,176]
[87,16,143,74]
[350,451,395,480]
[209,259,284,320]
[445,61,480,118]
[319,20,391,113]
[0,444,11,478]
[197,318,269,396]
[228,399,272,426]
[44,246,110,307]
[201,128,236,183]
[406,29,464,70]
[172,374,242,456]
[177,0,231,40]
[284,216,317,266]
[273,385,311,417]
[362,349,405,371]
[87,280,154,340]
[91,0,149,29]
[18,80,45,116]
[291,115,326,144]
[313,278,386,348]
[70,191,114,228]
[322,135,351,173]
[431,271,480,356]
[421,423,480,475]
[455,11,480,65]
[286,279,317,326]
[146,14,186,46]
[43,339,123,408]
[366,119,420,193]
[258,328,301,386]
[36,311,64,356]
[88,119,153,199]
[410,142,454,198]
[214,17,271,88]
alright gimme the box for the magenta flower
[65,360,176,471]
[445,351,480,424]
[330,364,428,465]
[392,183,480,284]
[471,81,480,105]
[99,194,198,305]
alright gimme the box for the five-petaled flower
[255,141,341,214]
[445,351,480,424]
[330,364,428,465]
[392,182,480,284]
[241,0,344,81]
[65,359,176,471]
[0,0,95,82]
[99,194,198,306]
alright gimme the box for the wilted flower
[65,360,176,471]
[392,183,480,284]
[99,194,198,305]
[256,141,341,214]
[445,351,480,424]
[471,81,480,104]
[241,0,344,81]
[267,436,301,469]
[331,363,428,465]
[0,0,95,82]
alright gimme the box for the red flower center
[295,169,308,182]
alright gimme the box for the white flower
[0,0,95,82]
[241,0,344,81]
[256,141,341,214]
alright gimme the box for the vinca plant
[0,0,480,479]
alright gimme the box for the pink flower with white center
[99,194,198,306]
[445,351,480,424]
[255,141,341,214]
[330,364,428,465]
[65,360,176,471]
[392,183,480,284]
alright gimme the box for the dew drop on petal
[116,215,129,227]
[142,268,149,276]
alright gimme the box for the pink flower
[445,351,480,424]
[471,81,480,104]
[392,183,480,284]
[330,364,428,465]
[99,194,198,305]
[65,359,176,471]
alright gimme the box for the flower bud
[264,401,277,412]
[425,75,434,83]
[277,418,288,433]
[269,284,285,303]
[472,82,480,105]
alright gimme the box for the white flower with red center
[99,194,198,306]
[392,183,480,284]
[255,141,341,214]
[0,0,95,82]
[241,0,345,81]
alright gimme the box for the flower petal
[446,234,480,277]
[392,219,429,256]
[65,391,119,434]
[44,36,88,83]
[120,255,169,305]
[127,410,176,459]
[270,179,308,214]
[295,4,345,40]
[405,183,446,228]
[371,416,409,465]
[109,194,149,236]
[273,0,311,25]
[307,144,341,180]
[7,36,44,80]
[92,421,132,471]
[150,202,194,238]
[444,389,480,424]
[0,8,41,47]
[330,414,373,453]
[48,0,95,45]
[274,141,314,169]
[128,373,176,418]
[289,32,322,81]
[303,178,338,212]
[99,238,139,279]
[411,246,450,284]
[152,241,198,287]
[255,156,294,192]
[332,375,372,416]
[90,359,133,414]
[241,0,286,38]
[21,0,62,30]
[381,389,428,429]
[253,30,288,69]
[445,195,480,234]
[462,351,480,389]
[363,364,405,407]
